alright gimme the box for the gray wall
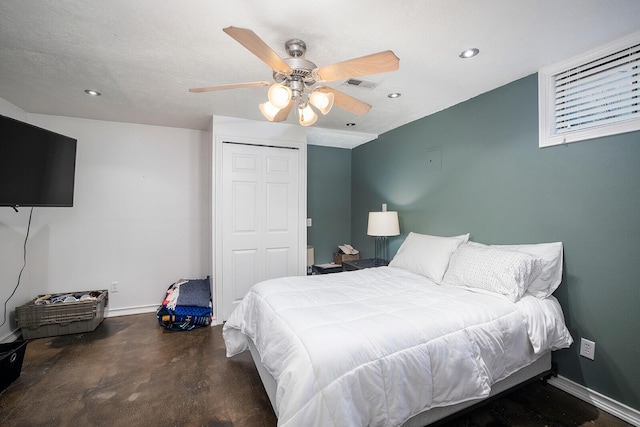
[351,74,640,410]
[307,145,352,264]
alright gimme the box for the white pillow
[443,244,543,302]
[389,232,469,283]
[490,242,563,298]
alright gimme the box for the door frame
[212,133,307,324]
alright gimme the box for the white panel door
[221,142,299,319]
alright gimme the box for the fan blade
[189,81,271,93]
[315,50,399,82]
[223,26,291,74]
[317,87,371,116]
[273,99,294,122]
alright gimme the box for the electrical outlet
[111,281,119,293]
[580,338,596,360]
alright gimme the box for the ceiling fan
[189,26,400,126]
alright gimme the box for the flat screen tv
[0,115,77,208]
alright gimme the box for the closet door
[221,142,300,320]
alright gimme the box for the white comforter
[223,267,572,427]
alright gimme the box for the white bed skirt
[248,340,552,426]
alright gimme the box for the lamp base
[374,236,390,265]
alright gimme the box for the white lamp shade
[267,84,292,109]
[299,105,318,126]
[367,211,400,236]
[309,90,334,115]
[259,101,281,121]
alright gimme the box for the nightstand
[342,258,389,271]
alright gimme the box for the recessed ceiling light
[346,123,356,127]
[84,89,101,96]
[459,48,479,59]
[388,93,401,98]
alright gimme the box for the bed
[223,233,573,426]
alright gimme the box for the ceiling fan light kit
[309,90,334,115]
[267,84,292,108]
[258,101,281,121]
[190,26,399,126]
[298,104,318,126]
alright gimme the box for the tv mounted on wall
[0,115,77,208]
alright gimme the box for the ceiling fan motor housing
[274,55,318,89]
[285,39,306,57]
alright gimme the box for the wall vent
[343,78,378,89]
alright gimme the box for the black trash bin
[0,340,28,393]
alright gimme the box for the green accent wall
[307,144,352,264]
[351,74,640,410]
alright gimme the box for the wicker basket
[16,290,108,339]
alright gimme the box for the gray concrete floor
[0,314,630,426]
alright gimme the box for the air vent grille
[343,79,378,89]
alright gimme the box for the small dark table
[342,258,389,271]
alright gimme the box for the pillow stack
[489,242,564,298]
[389,232,563,302]
[442,244,542,302]
[388,232,469,283]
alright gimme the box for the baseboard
[549,375,640,426]
[105,304,158,318]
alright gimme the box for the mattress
[223,266,572,426]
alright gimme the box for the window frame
[539,32,640,148]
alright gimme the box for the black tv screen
[0,115,77,207]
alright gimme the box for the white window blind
[539,32,640,147]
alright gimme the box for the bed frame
[248,341,553,426]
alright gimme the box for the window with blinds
[539,32,640,147]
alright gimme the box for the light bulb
[259,101,281,122]
[298,105,318,126]
[459,48,479,59]
[267,84,292,109]
[309,90,334,115]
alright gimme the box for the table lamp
[367,204,400,265]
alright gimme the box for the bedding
[492,242,564,298]
[467,241,564,298]
[388,232,469,283]
[223,267,572,426]
[157,277,213,331]
[442,244,543,302]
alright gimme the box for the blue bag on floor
[156,277,212,331]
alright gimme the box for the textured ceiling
[1,0,639,147]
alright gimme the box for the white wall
[0,99,212,340]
